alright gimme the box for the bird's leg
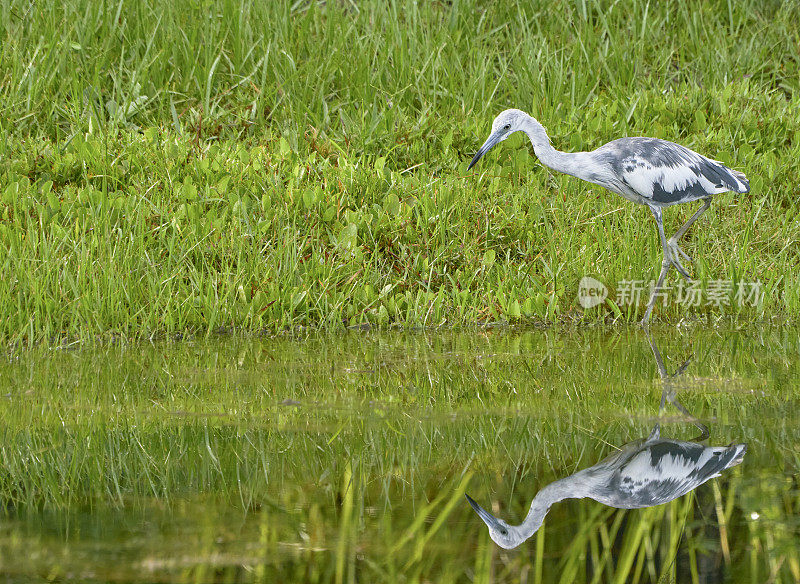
[650,207,692,281]
[646,330,668,381]
[669,254,691,281]
[646,333,708,439]
[667,198,713,267]
[659,384,710,441]
[673,245,693,265]
[671,357,692,379]
[642,207,673,326]
[669,397,710,441]
[670,198,712,244]
[667,238,691,281]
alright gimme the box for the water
[0,328,798,583]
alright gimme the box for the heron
[467,109,751,325]
[465,339,746,550]
[466,426,745,549]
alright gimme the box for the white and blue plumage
[596,137,749,207]
[465,425,746,550]
[596,425,746,507]
[467,109,751,324]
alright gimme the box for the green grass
[0,329,798,582]
[1,0,800,343]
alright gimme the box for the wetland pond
[0,328,798,583]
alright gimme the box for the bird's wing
[593,437,647,468]
[611,440,740,506]
[598,138,750,205]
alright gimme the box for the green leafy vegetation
[1,0,799,343]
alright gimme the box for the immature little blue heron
[466,335,746,549]
[466,425,746,549]
[467,109,750,325]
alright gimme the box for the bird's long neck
[515,474,591,541]
[521,116,593,181]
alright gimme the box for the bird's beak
[467,132,502,170]
[465,494,503,530]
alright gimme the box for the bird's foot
[671,257,691,281]
[669,241,693,264]
[667,243,692,281]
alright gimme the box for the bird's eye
[500,528,508,535]
[503,124,511,131]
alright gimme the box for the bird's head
[468,109,530,170]
[465,494,524,549]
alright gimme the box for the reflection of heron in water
[466,337,746,550]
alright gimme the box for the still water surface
[0,328,798,583]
